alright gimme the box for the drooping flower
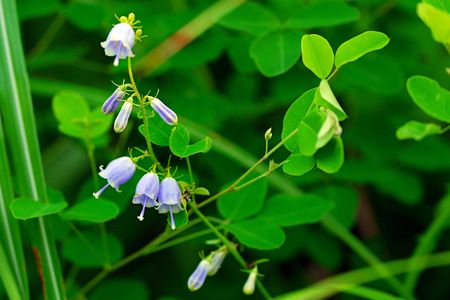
[157,177,183,230]
[207,247,227,276]
[101,21,136,66]
[150,97,178,125]
[114,98,133,133]
[187,259,211,292]
[102,85,127,114]
[243,267,258,296]
[93,156,136,198]
[132,172,160,221]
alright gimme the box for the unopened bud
[264,128,272,140]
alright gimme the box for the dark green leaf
[316,137,345,174]
[259,194,334,227]
[66,2,107,31]
[10,197,67,220]
[169,125,212,157]
[282,153,315,176]
[139,115,172,146]
[91,279,149,300]
[62,198,120,223]
[224,219,285,250]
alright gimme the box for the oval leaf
[259,194,334,227]
[169,125,212,157]
[335,31,390,69]
[283,153,315,176]
[62,198,120,223]
[218,177,268,221]
[301,34,334,79]
[10,197,67,220]
[52,91,89,123]
[396,120,443,141]
[417,2,450,45]
[407,75,450,123]
[316,137,345,174]
[250,29,302,77]
[224,219,285,250]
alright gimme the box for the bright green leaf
[89,109,113,139]
[218,2,281,36]
[297,107,325,156]
[417,2,450,45]
[52,91,89,124]
[218,178,268,221]
[281,88,316,152]
[57,122,85,139]
[139,115,172,146]
[10,197,67,220]
[224,219,285,250]
[396,120,443,141]
[91,279,149,300]
[286,2,360,29]
[192,187,210,196]
[250,29,302,77]
[169,125,212,157]
[282,153,315,176]
[318,80,347,119]
[62,198,120,223]
[259,194,334,227]
[335,31,390,69]
[407,75,450,123]
[316,137,345,174]
[301,34,334,79]
[62,231,123,268]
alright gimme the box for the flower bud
[207,248,227,276]
[264,128,272,140]
[243,267,258,296]
[102,86,126,114]
[188,259,211,291]
[93,156,136,198]
[150,97,178,125]
[114,98,133,133]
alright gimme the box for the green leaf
[91,279,149,300]
[282,153,315,176]
[218,177,268,221]
[318,80,347,119]
[396,120,443,141]
[62,198,120,223]
[281,88,316,152]
[218,2,281,36]
[138,114,172,146]
[250,29,302,77]
[407,75,450,123]
[57,122,85,139]
[168,210,189,230]
[62,231,123,268]
[286,1,360,29]
[259,194,334,227]
[169,125,212,157]
[88,109,113,139]
[224,219,285,250]
[417,2,450,45]
[18,0,60,21]
[10,198,67,220]
[297,107,325,156]
[65,2,107,31]
[52,91,89,124]
[316,137,345,174]
[335,31,390,69]
[192,187,210,196]
[301,34,334,79]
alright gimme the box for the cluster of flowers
[92,156,184,230]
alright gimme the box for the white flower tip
[92,192,100,199]
[137,216,144,221]
[171,222,176,230]
[113,59,119,67]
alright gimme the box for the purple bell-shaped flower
[132,172,160,221]
[101,22,135,66]
[157,177,183,230]
[93,156,136,198]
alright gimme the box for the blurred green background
[5,0,450,299]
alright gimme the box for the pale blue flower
[243,267,258,295]
[208,248,227,276]
[102,86,126,114]
[93,156,136,198]
[150,98,178,125]
[101,22,135,66]
[157,177,183,230]
[188,259,211,291]
[114,98,133,133]
[132,172,160,221]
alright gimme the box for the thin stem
[196,128,298,209]
[127,57,163,171]
[234,160,285,192]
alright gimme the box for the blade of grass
[0,1,65,299]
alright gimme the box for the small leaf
[417,2,450,45]
[250,29,302,77]
[281,88,316,152]
[318,80,347,120]
[218,2,281,36]
[218,178,268,221]
[224,219,285,250]
[169,125,212,157]
[138,114,172,146]
[283,153,315,176]
[10,198,67,220]
[62,231,123,268]
[301,34,334,79]
[407,76,450,123]
[316,137,345,174]
[58,123,85,139]
[89,110,113,139]
[396,120,443,141]
[192,187,210,196]
[286,2,360,29]
[52,91,89,123]
[259,194,334,227]
[335,31,390,69]
[62,198,120,223]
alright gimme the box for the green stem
[0,244,22,300]
[404,194,450,292]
